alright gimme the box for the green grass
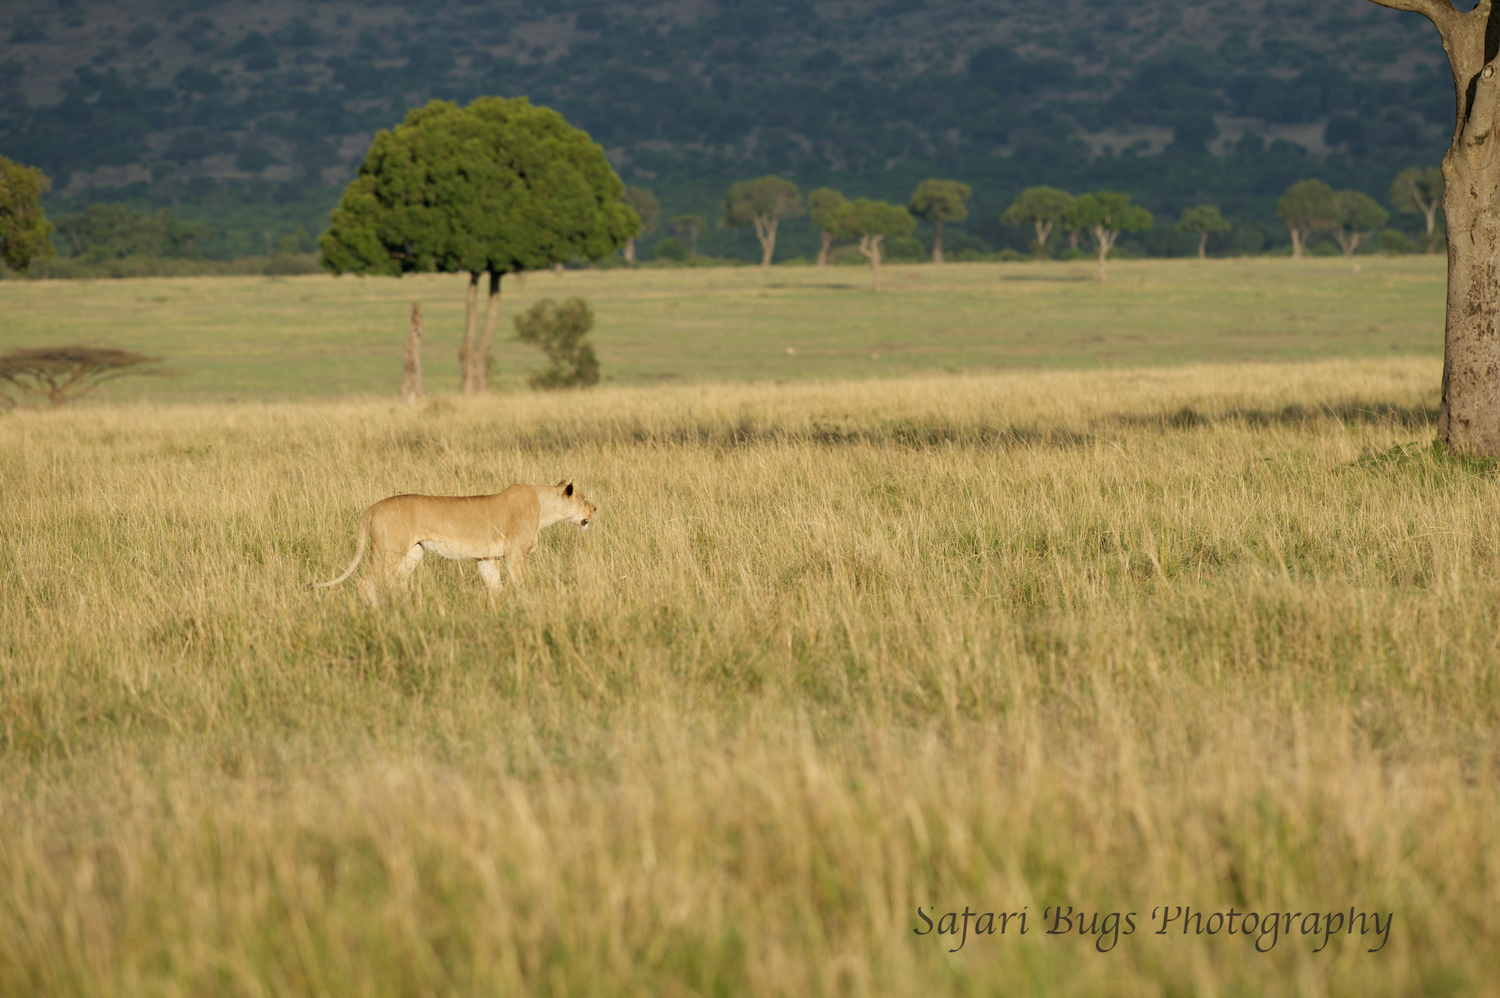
[0,256,1446,402]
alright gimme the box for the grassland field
[2,257,1495,997]
[0,256,1446,400]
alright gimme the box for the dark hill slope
[0,0,1453,260]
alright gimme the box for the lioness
[313,480,595,602]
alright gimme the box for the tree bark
[1093,225,1117,284]
[624,237,636,263]
[932,219,944,264]
[400,302,425,404]
[1370,0,1500,452]
[1197,230,1209,259]
[1333,228,1359,257]
[858,234,885,291]
[816,230,833,267]
[753,214,778,267]
[465,271,503,396]
[1289,227,1306,259]
[458,271,480,393]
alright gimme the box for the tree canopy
[1277,179,1337,259]
[1176,205,1231,259]
[724,176,804,267]
[1001,186,1074,257]
[321,97,637,278]
[908,179,971,263]
[0,155,55,274]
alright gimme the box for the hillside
[0,0,1453,261]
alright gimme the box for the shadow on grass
[1353,440,1500,480]
[1114,401,1440,432]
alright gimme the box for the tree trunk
[464,271,503,396]
[1424,204,1439,253]
[458,272,480,393]
[1334,228,1358,257]
[932,219,944,264]
[624,238,636,263]
[1094,225,1115,284]
[816,231,833,267]
[1198,230,1208,260]
[858,234,884,291]
[400,302,425,404]
[1369,0,1500,453]
[1289,227,1305,259]
[1068,230,1079,251]
[753,214,778,267]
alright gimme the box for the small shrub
[1378,229,1411,255]
[653,237,688,262]
[514,298,600,390]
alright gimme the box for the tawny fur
[313,480,595,603]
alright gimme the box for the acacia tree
[1001,186,1074,258]
[1278,179,1337,259]
[827,198,915,291]
[806,187,847,266]
[321,97,637,396]
[0,155,55,273]
[1068,192,1152,284]
[908,179,971,263]
[1391,166,1444,253]
[621,187,659,264]
[1331,190,1389,257]
[1177,205,1231,259]
[724,176,803,267]
[670,214,707,256]
[1365,0,1500,452]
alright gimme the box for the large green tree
[621,187,659,264]
[321,97,638,395]
[1331,190,1389,257]
[1390,166,1444,254]
[1176,205,1231,260]
[0,155,55,274]
[826,198,915,291]
[1277,179,1338,259]
[907,179,970,264]
[724,176,803,267]
[1001,186,1074,258]
[806,187,847,267]
[1068,192,1152,284]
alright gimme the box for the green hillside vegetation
[0,0,1451,262]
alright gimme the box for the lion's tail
[310,508,371,590]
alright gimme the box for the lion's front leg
[505,543,533,586]
[476,558,504,591]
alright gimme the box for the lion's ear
[563,480,574,496]
[555,479,567,488]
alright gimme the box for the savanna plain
[2,257,1496,997]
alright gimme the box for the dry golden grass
[1,358,1495,996]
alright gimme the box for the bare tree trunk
[932,219,944,264]
[467,271,503,396]
[1424,204,1440,252]
[753,214,778,267]
[858,234,885,291]
[816,230,833,267]
[1197,231,1208,259]
[1094,225,1116,284]
[1068,229,1079,251]
[1289,228,1305,259]
[458,272,480,394]
[624,238,636,263]
[1369,0,1500,453]
[1334,229,1358,257]
[400,302,425,404]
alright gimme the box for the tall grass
[1,358,1495,996]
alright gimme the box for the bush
[653,237,688,261]
[883,235,926,263]
[1378,229,1411,255]
[514,297,600,390]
